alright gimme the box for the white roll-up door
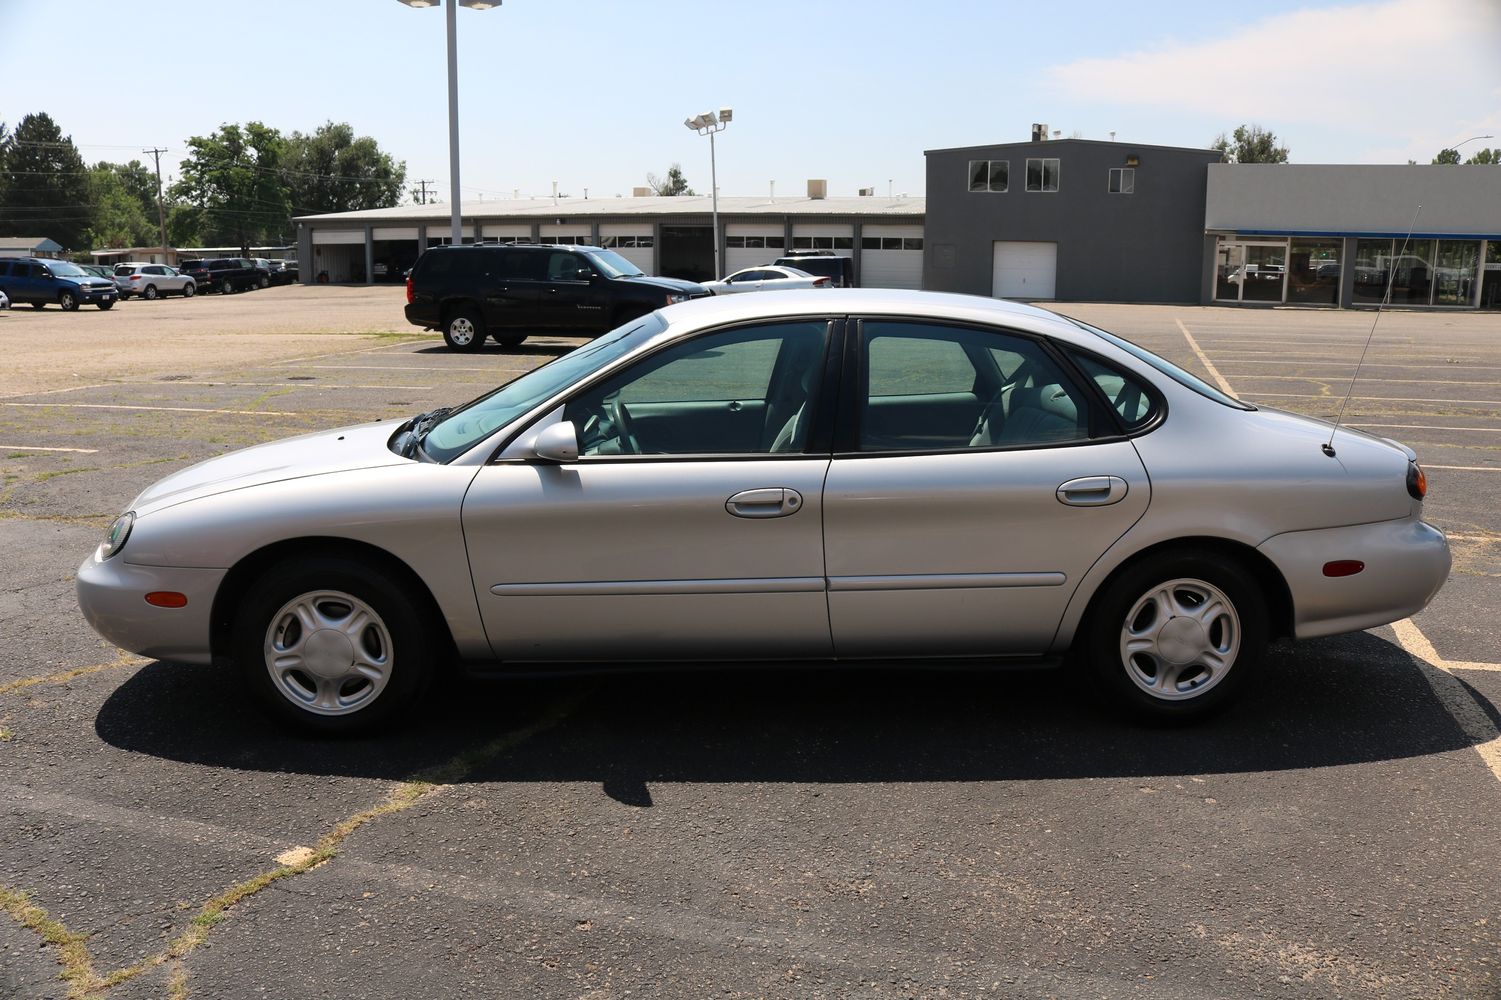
[539,224,591,245]
[311,229,365,245]
[372,227,418,241]
[725,223,786,276]
[860,224,924,289]
[992,241,1057,299]
[481,224,530,243]
[599,224,655,275]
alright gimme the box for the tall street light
[685,108,732,280]
[397,0,498,244]
[1442,134,1494,161]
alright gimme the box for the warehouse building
[294,185,925,288]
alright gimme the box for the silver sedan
[76,290,1450,733]
[701,265,831,294]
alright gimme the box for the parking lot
[1,286,1498,999]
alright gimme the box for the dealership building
[294,186,926,289]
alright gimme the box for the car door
[9,262,38,303]
[536,250,608,331]
[477,248,540,330]
[147,265,180,293]
[822,318,1151,658]
[461,318,838,661]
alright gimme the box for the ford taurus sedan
[76,290,1451,733]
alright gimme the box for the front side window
[1108,167,1135,194]
[563,321,829,457]
[859,321,1091,452]
[1026,158,1060,192]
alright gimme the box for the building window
[1287,237,1341,306]
[968,160,1009,193]
[1026,158,1060,192]
[1107,168,1135,194]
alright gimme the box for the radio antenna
[1323,203,1422,458]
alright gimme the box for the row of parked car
[0,257,298,311]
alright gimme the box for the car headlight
[100,511,135,559]
[665,293,688,305]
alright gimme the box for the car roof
[653,288,1088,344]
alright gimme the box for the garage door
[860,225,924,289]
[992,241,1057,300]
[725,224,786,277]
[600,224,655,275]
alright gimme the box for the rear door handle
[1056,476,1129,507]
[726,488,803,518]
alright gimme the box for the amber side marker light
[145,592,188,608]
[1322,561,1365,578]
[1407,463,1427,500]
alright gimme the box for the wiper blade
[394,406,451,459]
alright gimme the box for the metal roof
[0,236,64,251]
[294,194,925,225]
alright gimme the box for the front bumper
[1258,516,1450,639]
[76,551,225,665]
[76,286,117,303]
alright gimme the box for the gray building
[294,188,925,289]
[1205,164,1501,309]
[923,138,1223,303]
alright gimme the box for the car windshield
[582,249,645,279]
[48,261,86,277]
[420,313,667,462]
[1066,317,1254,411]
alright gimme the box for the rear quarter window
[1068,351,1162,431]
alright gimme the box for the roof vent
[632,186,652,197]
[807,179,827,200]
[858,187,874,196]
[1031,123,1049,142]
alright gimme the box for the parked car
[266,260,298,286]
[0,257,118,310]
[774,251,856,287]
[0,288,9,310]
[250,259,275,289]
[702,265,832,295]
[181,258,263,294]
[76,289,1450,734]
[113,263,197,300]
[404,242,710,351]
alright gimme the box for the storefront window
[1484,241,1501,310]
[1214,241,1244,301]
[1241,243,1286,302]
[1287,237,1341,305]
[1433,240,1480,306]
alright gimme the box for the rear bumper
[404,303,439,329]
[1258,516,1450,639]
[76,551,224,665]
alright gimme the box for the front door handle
[1056,476,1129,507]
[726,488,804,518]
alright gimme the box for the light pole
[1440,134,1494,162]
[397,0,498,244]
[685,108,732,279]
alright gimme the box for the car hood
[130,418,410,516]
[616,275,707,294]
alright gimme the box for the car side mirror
[530,421,579,463]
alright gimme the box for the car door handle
[726,488,803,518]
[1056,476,1129,507]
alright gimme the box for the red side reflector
[145,591,188,608]
[1322,560,1365,578]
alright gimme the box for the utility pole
[144,147,170,264]
[414,179,436,204]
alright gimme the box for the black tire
[232,555,437,735]
[183,282,196,298]
[442,307,486,352]
[492,332,527,348]
[1078,550,1267,722]
[259,275,270,289]
[220,279,234,294]
[59,290,79,311]
[97,300,114,311]
[143,284,158,300]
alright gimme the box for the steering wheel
[607,393,639,455]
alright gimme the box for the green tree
[1212,124,1290,163]
[1434,146,1499,164]
[283,122,406,215]
[0,112,92,249]
[85,163,159,250]
[1432,148,1462,164]
[172,122,289,252]
[647,163,695,196]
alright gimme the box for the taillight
[129,275,142,281]
[814,277,830,287]
[405,275,415,304]
[1406,462,1427,500]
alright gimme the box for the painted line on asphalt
[0,444,100,454]
[1424,465,1501,473]
[1242,392,1501,406]
[1390,619,1501,785]
[153,380,434,391]
[1346,422,1501,434]
[280,363,529,373]
[2,402,300,417]
[1174,318,1236,396]
[0,382,114,400]
[1217,359,1501,371]
[1226,375,1501,386]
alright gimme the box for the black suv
[404,243,710,351]
[178,258,264,294]
[774,251,856,288]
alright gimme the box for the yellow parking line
[1346,423,1501,434]
[1173,318,1236,396]
[1390,619,1501,784]
[1424,465,1501,473]
[1242,392,1501,406]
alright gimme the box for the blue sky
[2,0,1498,203]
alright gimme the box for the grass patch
[0,886,103,998]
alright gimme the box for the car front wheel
[442,308,486,352]
[97,300,114,311]
[59,290,79,311]
[1081,551,1266,721]
[183,282,195,298]
[143,284,158,300]
[233,556,437,734]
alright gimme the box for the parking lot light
[685,107,732,278]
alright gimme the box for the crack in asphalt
[0,652,147,699]
[0,690,586,999]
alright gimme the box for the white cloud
[1047,0,1501,161]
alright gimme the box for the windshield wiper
[394,407,452,459]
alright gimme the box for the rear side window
[1069,351,1161,431]
[114,265,132,276]
[0,262,10,277]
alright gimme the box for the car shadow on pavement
[409,341,577,358]
[95,631,1487,806]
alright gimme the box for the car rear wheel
[1081,551,1266,721]
[492,332,527,348]
[259,275,270,289]
[143,284,157,300]
[442,308,486,352]
[233,556,436,734]
[59,290,79,311]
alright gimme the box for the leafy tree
[0,112,92,249]
[1432,148,1462,164]
[85,162,158,249]
[172,122,289,252]
[647,163,695,196]
[1212,124,1289,164]
[283,122,406,216]
[1433,146,1499,164]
